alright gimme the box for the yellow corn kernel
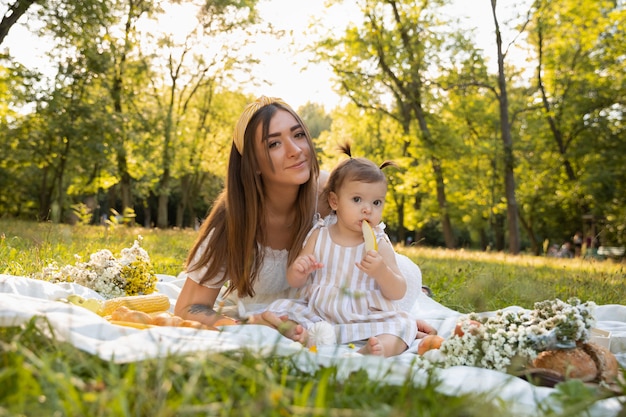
[99,293,170,316]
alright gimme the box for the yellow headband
[233,96,292,155]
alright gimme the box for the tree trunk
[38,167,53,221]
[491,0,521,254]
[431,156,456,249]
[413,104,456,249]
[157,167,170,228]
[175,175,188,228]
[536,24,578,182]
[518,210,540,255]
[494,213,506,251]
[116,149,132,211]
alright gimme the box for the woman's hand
[416,319,438,339]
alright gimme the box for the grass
[1,219,625,416]
[397,246,625,313]
[0,220,195,277]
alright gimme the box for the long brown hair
[185,100,320,298]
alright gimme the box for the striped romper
[267,223,417,346]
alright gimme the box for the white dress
[186,236,296,316]
[266,221,418,346]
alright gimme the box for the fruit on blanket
[417,335,445,355]
[180,319,207,329]
[361,220,378,252]
[100,293,170,316]
[153,312,236,328]
[109,320,153,329]
[453,320,482,337]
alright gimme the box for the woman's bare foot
[358,337,385,356]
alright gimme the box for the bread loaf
[111,306,153,324]
[532,347,598,382]
[580,342,619,383]
[151,312,184,327]
[108,306,210,330]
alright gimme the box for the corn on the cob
[99,293,170,316]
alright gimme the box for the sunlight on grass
[2,219,624,314]
[1,219,197,277]
[397,246,625,312]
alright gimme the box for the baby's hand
[356,250,386,279]
[293,254,323,275]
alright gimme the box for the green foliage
[298,101,332,139]
[105,207,137,229]
[71,203,93,225]
[0,0,624,249]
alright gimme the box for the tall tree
[148,0,260,228]
[317,0,457,248]
[106,0,157,214]
[527,0,626,246]
[489,0,522,254]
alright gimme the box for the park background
[1,0,624,257]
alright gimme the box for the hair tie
[233,96,292,155]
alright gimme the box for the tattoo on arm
[188,304,216,317]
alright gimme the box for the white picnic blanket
[0,273,624,416]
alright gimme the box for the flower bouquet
[419,298,619,385]
[37,236,157,299]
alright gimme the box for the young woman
[264,146,417,357]
[174,96,327,327]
